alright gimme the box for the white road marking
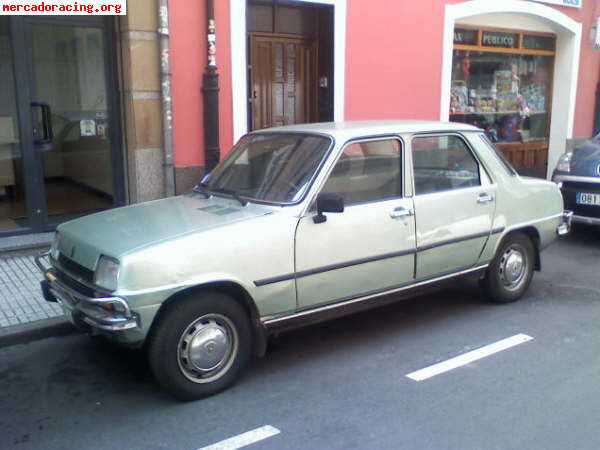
[406,333,533,381]
[197,425,281,450]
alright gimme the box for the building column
[119,0,166,203]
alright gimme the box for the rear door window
[412,135,481,195]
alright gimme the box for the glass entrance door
[30,20,116,226]
[0,18,29,232]
[0,17,122,236]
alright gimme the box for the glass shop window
[449,50,553,144]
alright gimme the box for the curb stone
[0,316,75,349]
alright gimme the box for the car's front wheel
[481,232,535,303]
[148,291,252,401]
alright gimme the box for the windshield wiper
[208,187,248,206]
[192,183,211,198]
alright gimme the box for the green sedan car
[36,121,572,400]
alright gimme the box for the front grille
[561,181,600,219]
[54,270,96,298]
[54,254,96,298]
[57,254,94,283]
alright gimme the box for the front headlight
[556,152,572,172]
[50,232,61,260]
[94,256,120,291]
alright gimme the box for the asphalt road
[1,226,600,450]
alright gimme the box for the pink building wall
[170,0,600,171]
[169,0,203,168]
[565,0,600,138]
[169,0,234,169]
[345,0,446,121]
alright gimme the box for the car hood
[570,141,600,177]
[56,195,275,270]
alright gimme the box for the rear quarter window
[479,134,518,176]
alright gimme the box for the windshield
[203,133,332,204]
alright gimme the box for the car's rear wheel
[148,291,251,401]
[481,232,535,303]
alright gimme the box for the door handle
[390,206,415,219]
[477,193,494,204]
[31,102,54,149]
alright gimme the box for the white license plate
[576,192,600,206]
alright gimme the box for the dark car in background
[553,134,600,226]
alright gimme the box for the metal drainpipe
[203,0,220,173]
[158,0,176,196]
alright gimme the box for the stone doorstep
[0,232,53,256]
[0,316,75,349]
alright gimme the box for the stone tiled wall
[119,0,166,202]
[175,166,205,194]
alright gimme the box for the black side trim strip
[417,228,504,252]
[254,273,295,287]
[417,231,489,252]
[296,249,416,279]
[253,249,417,287]
[254,228,505,287]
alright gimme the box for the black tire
[148,291,252,401]
[481,232,535,303]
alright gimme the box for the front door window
[321,139,403,205]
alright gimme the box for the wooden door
[251,34,316,130]
[496,141,549,178]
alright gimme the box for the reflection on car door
[412,134,496,279]
[294,138,417,309]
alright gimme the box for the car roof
[255,120,481,141]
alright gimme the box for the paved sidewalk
[0,255,63,328]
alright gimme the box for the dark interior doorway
[247,0,334,131]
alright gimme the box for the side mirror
[313,193,344,224]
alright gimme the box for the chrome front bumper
[557,210,573,236]
[35,253,138,331]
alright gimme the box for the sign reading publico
[532,0,582,8]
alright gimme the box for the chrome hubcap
[177,314,238,384]
[499,245,527,290]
